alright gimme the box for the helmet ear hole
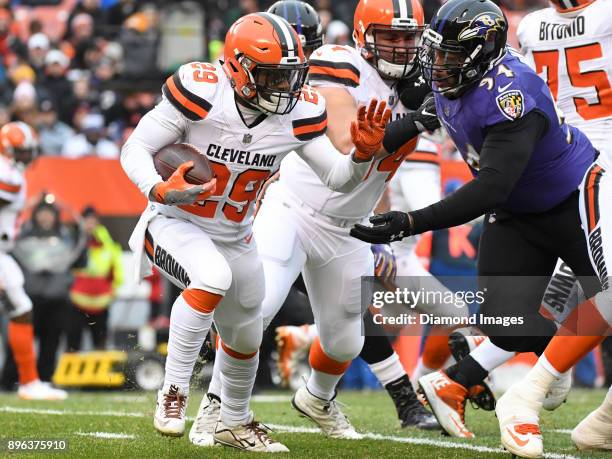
[222,56,256,99]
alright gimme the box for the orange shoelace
[514,424,541,435]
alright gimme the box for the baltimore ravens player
[350,0,603,439]
[121,12,390,452]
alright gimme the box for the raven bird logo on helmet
[267,1,323,58]
[458,13,506,42]
[418,0,507,100]
[222,12,308,115]
[353,0,425,79]
[0,122,39,166]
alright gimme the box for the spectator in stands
[61,112,119,158]
[104,0,142,39]
[119,9,160,79]
[12,197,84,382]
[65,0,106,40]
[66,206,123,351]
[66,13,96,69]
[11,81,37,126]
[27,33,50,80]
[37,98,74,156]
[0,8,25,69]
[38,49,75,125]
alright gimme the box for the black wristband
[382,114,419,153]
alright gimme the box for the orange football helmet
[353,0,425,79]
[0,122,39,165]
[548,0,596,12]
[223,12,308,114]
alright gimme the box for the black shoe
[448,329,496,411]
[385,375,440,430]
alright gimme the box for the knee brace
[190,252,232,295]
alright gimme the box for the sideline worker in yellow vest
[66,206,123,351]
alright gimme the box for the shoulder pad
[162,62,220,121]
[475,55,537,124]
[291,85,328,141]
[590,0,612,35]
[308,44,362,88]
[515,13,533,47]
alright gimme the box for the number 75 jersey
[518,0,612,155]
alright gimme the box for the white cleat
[417,371,473,438]
[154,384,187,437]
[214,413,289,452]
[291,386,362,439]
[189,393,221,446]
[275,325,313,388]
[496,384,543,458]
[571,403,612,451]
[18,380,68,400]
[542,370,572,411]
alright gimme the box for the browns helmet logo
[458,13,506,42]
[496,89,524,121]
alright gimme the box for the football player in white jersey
[190,0,473,445]
[263,0,443,430]
[0,122,68,401]
[494,0,612,456]
[121,12,390,452]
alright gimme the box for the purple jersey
[435,50,595,213]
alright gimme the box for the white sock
[218,346,259,426]
[369,352,406,386]
[307,369,341,400]
[470,338,515,372]
[517,358,558,405]
[164,295,213,393]
[207,353,222,398]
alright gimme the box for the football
[153,143,214,184]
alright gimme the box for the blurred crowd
[0,0,550,159]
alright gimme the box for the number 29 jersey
[125,61,332,243]
[518,0,612,158]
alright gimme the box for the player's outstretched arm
[351,110,547,243]
[382,95,440,154]
[297,99,391,193]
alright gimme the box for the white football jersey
[279,44,421,219]
[0,156,25,252]
[122,61,371,245]
[518,0,612,156]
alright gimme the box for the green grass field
[0,388,608,458]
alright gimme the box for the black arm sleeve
[382,113,420,153]
[409,110,548,234]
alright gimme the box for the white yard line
[76,431,136,440]
[1,406,579,458]
[0,406,147,418]
[550,429,574,435]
